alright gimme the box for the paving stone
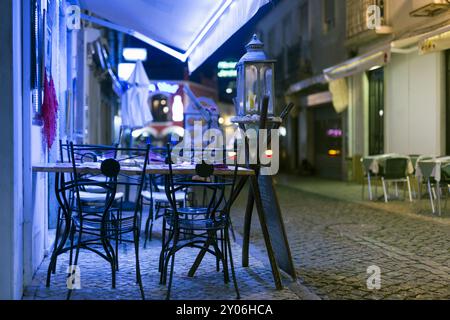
[228,179,450,300]
[23,177,450,300]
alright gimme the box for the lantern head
[236,34,275,117]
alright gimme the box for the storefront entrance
[367,68,385,155]
[313,104,344,180]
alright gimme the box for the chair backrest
[59,140,118,163]
[142,146,170,199]
[408,155,420,170]
[165,143,238,219]
[383,158,408,179]
[68,142,121,219]
[114,145,151,212]
[441,163,450,182]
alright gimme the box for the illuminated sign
[123,48,148,61]
[218,61,237,69]
[218,69,237,78]
[327,129,343,138]
[217,61,237,78]
[328,149,341,157]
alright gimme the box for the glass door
[367,68,385,155]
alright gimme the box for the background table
[361,154,414,201]
[416,157,450,215]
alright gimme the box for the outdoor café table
[33,161,293,290]
[416,156,450,215]
[361,154,414,201]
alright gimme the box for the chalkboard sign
[257,175,296,279]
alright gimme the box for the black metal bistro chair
[159,144,240,300]
[142,147,186,246]
[380,157,413,203]
[66,143,149,299]
[47,141,120,285]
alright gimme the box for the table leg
[242,186,254,268]
[437,181,442,216]
[368,172,373,201]
[418,177,422,200]
[428,179,436,214]
[47,172,72,287]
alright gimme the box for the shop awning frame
[323,45,391,81]
[286,74,327,95]
[79,0,269,72]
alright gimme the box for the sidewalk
[229,175,450,299]
[275,175,450,225]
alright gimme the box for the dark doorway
[313,104,343,180]
[367,68,385,155]
[445,50,450,154]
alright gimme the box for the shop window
[299,3,309,40]
[445,50,450,154]
[323,0,335,34]
[150,94,169,122]
[31,0,44,123]
[367,68,385,155]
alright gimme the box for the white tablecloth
[416,156,450,182]
[361,154,414,175]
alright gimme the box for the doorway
[367,68,385,155]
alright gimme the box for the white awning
[323,45,391,81]
[79,0,269,72]
[286,74,327,95]
[390,23,450,55]
[418,24,450,55]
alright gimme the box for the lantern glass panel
[236,66,245,115]
[245,64,259,114]
[261,66,274,115]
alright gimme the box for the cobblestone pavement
[23,219,300,300]
[230,180,450,300]
[23,178,450,300]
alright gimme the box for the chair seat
[171,207,209,215]
[88,176,108,183]
[72,214,134,233]
[83,185,106,193]
[75,191,124,202]
[141,191,185,202]
[167,216,226,231]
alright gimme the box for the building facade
[0,0,122,299]
[0,0,76,299]
[344,0,450,181]
[255,0,348,179]
[257,0,450,182]
[0,0,225,299]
